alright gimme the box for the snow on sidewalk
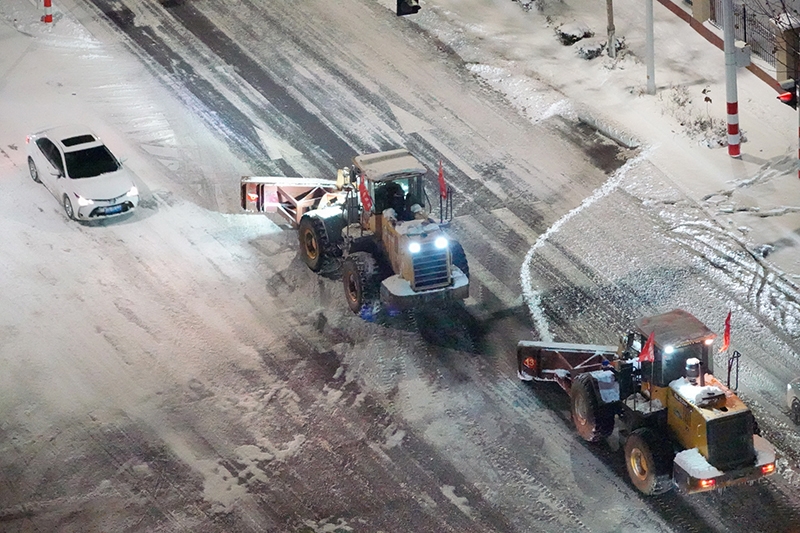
[422,0,800,277]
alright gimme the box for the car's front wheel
[28,157,41,183]
[63,194,76,220]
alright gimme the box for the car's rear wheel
[792,398,800,424]
[63,194,76,220]
[28,157,41,183]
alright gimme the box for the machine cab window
[373,175,422,220]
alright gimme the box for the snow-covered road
[3,0,800,531]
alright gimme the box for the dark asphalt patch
[86,0,354,173]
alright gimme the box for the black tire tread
[450,241,469,278]
[28,157,41,184]
[342,251,379,314]
[570,373,614,442]
[298,216,328,272]
[624,428,674,495]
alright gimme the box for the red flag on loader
[639,331,655,363]
[719,310,731,353]
[438,160,447,199]
[359,175,373,213]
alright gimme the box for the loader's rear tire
[624,428,674,495]
[299,216,327,272]
[450,241,469,279]
[342,252,379,314]
[570,373,614,442]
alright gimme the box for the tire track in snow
[520,148,655,341]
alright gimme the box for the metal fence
[709,0,777,67]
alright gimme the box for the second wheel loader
[242,148,469,314]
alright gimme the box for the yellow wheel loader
[517,309,776,495]
[242,149,469,315]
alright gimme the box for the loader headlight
[435,236,448,249]
[664,345,674,354]
[409,242,421,253]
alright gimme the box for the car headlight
[435,236,448,249]
[409,242,421,254]
[127,185,138,197]
[74,193,94,206]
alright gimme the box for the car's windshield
[64,145,120,179]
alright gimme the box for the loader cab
[353,149,428,232]
[632,310,717,388]
[373,176,424,221]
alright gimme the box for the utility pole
[723,0,741,157]
[645,0,655,94]
[607,0,616,59]
[777,80,799,176]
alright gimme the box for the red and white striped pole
[796,84,800,178]
[42,0,53,23]
[722,0,740,157]
[727,101,740,157]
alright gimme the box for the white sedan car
[26,125,139,221]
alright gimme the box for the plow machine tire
[342,252,379,314]
[570,373,614,443]
[450,241,469,279]
[299,216,328,272]
[624,428,674,495]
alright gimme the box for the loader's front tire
[570,373,614,442]
[342,252,379,314]
[450,241,469,279]
[624,428,674,495]
[299,216,327,272]
[791,398,800,424]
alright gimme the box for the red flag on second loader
[639,331,655,363]
[359,175,373,213]
[719,310,731,353]
[438,160,447,199]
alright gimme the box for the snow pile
[555,21,593,45]
[623,393,665,413]
[590,369,620,402]
[674,447,724,478]
[575,39,606,60]
[670,377,725,406]
[754,434,777,466]
[658,85,730,148]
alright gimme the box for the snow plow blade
[241,176,340,228]
[517,340,618,392]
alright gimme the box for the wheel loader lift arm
[241,176,340,228]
